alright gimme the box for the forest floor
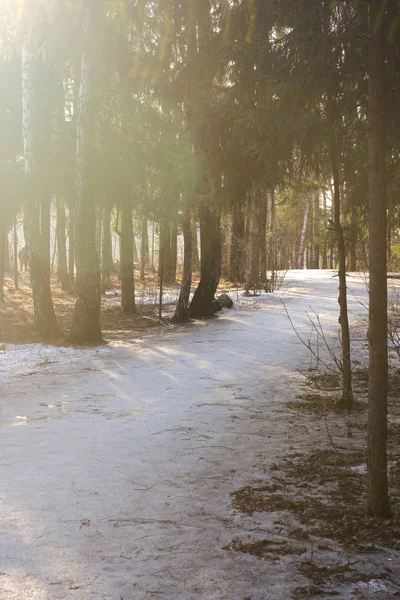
[1,270,400,599]
[0,270,197,343]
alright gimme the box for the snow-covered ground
[0,270,399,599]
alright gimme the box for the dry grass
[0,271,198,344]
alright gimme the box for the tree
[366,0,390,518]
[22,45,59,339]
[69,1,103,343]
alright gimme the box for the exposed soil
[0,271,241,344]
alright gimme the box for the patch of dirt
[292,584,339,597]
[232,448,400,551]
[0,272,192,343]
[223,537,306,561]
[288,392,366,414]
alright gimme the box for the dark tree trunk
[322,191,328,269]
[173,201,192,322]
[367,0,390,518]
[69,9,102,344]
[259,190,268,287]
[120,194,136,314]
[268,188,277,290]
[0,226,5,303]
[192,220,200,272]
[246,189,261,293]
[13,216,19,290]
[229,206,245,283]
[101,205,112,292]
[162,223,177,285]
[188,206,221,318]
[22,48,59,340]
[41,196,51,274]
[68,197,75,286]
[56,199,71,292]
[132,226,139,265]
[140,217,149,282]
[328,92,354,408]
[160,223,175,285]
[312,193,320,269]
[150,221,156,271]
[170,221,178,281]
[387,203,392,269]
[349,204,358,272]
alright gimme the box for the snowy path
[0,271,385,599]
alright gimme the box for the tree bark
[349,204,358,272]
[297,198,310,269]
[120,194,136,314]
[322,191,328,269]
[101,204,112,292]
[68,197,75,286]
[173,200,192,322]
[259,190,268,288]
[140,217,149,282]
[22,46,59,340]
[246,189,261,294]
[328,93,354,408]
[367,0,390,517]
[192,220,200,272]
[68,7,102,344]
[312,193,320,269]
[0,226,5,303]
[229,206,246,283]
[13,216,19,290]
[170,221,178,281]
[56,199,71,292]
[268,188,277,290]
[188,205,221,318]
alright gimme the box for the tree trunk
[297,198,310,269]
[367,0,390,518]
[22,46,59,340]
[259,191,268,288]
[56,199,71,292]
[268,188,277,290]
[170,221,178,281]
[41,196,51,274]
[68,197,75,286]
[0,226,5,303]
[229,206,245,283]
[349,204,358,272]
[150,221,156,271]
[132,227,139,265]
[322,191,328,269]
[68,12,102,344]
[173,201,192,322]
[13,216,19,290]
[246,189,261,294]
[328,92,354,408]
[188,205,221,318]
[140,217,149,282]
[120,194,136,314]
[101,205,112,292]
[312,193,320,269]
[160,223,176,285]
[192,220,200,272]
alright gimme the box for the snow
[0,270,399,599]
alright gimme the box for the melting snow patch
[344,463,367,475]
[356,579,389,592]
